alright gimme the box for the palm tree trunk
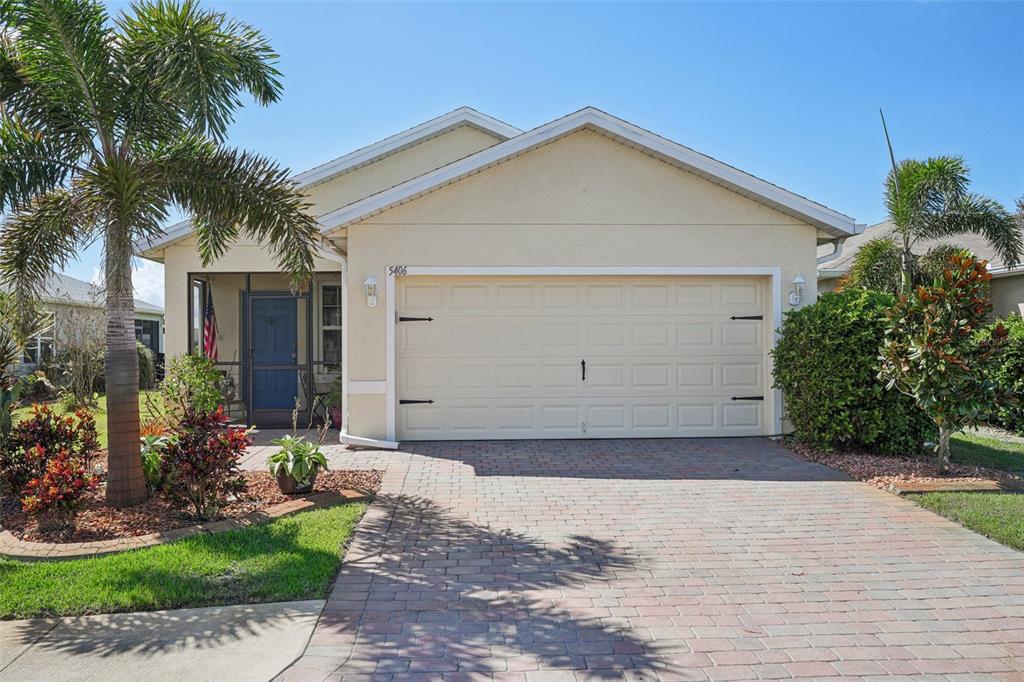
[104,228,146,507]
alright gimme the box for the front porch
[186,271,342,428]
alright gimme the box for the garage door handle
[731,395,764,401]
[581,359,586,382]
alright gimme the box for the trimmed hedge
[772,289,932,454]
[982,314,1024,435]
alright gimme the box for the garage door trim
[385,266,783,442]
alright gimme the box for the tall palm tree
[0,0,320,506]
[841,157,1022,294]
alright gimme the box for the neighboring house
[9,272,165,373]
[139,106,860,445]
[818,220,1024,317]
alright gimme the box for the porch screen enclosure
[186,272,341,427]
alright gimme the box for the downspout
[316,243,399,450]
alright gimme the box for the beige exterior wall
[992,275,1024,318]
[340,130,820,439]
[159,124,504,357]
[304,125,502,214]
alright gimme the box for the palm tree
[841,157,1022,294]
[0,0,320,506]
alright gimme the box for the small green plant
[162,355,223,416]
[881,256,1014,473]
[267,435,328,488]
[140,434,172,490]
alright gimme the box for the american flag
[203,286,218,361]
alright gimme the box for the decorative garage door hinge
[398,316,434,322]
[729,315,763,320]
[399,399,434,405]
[731,396,765,401]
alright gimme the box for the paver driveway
[279,438,1024,681]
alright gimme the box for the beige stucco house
[818,220,1024,317]
[140,107,859,447]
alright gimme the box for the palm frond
[910,156,969,215]
[0,112,83,211]
[923,194,1022,269]
[839,237,903,294]
[157,137,317,285]
[0,187,102,301]
[117,0,282,142]
[2,0,116,145]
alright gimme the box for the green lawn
[906,432,1024,552]
[0,504,366,619]
[951,431,1024,477]
[13,390,164,450]
[907,492,1024,552]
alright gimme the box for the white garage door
[396,276,769,440]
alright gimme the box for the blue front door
[252,297,298,410]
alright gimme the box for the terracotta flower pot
[329,407,343,430]
[276,468,318,495]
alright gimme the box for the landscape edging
[0,489,370,562]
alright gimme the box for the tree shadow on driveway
[283,494,679,680]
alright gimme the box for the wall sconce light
[364,276,378,308]
[788,275,806,306]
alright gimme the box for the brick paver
[278,438,1024,681]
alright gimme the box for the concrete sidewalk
[0,600,323,682]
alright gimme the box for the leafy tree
[841,158,1021,294]
[0,0,319,506]
[880,256,1013,473]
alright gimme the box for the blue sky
[74,0,1023,304]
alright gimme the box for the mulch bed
[787,440,1023,491]
[0,451,382,544]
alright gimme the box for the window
[320,284,341,370]
[135,319,160,354]
[22,311,55,366]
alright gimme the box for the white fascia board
[291,107,521,188]
[989,265,1022,279]
[136,107,523,257]
[319,107,859,237]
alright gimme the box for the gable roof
[1,273,165,314]
[139,107,522,255]
[319,107,859,237]
[818,220,1022,279]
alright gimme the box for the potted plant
[267,435,329,494]
[326,374,343,430]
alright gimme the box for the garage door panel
[396,276,768,440]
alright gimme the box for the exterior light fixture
[364,276,378,308]
[788,275,806,306]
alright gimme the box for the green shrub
[161,354,222,416]
[772,289,933,454]
[980,314,1024,435]
[137,342,156,390]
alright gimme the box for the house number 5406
[388,265,407,276]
